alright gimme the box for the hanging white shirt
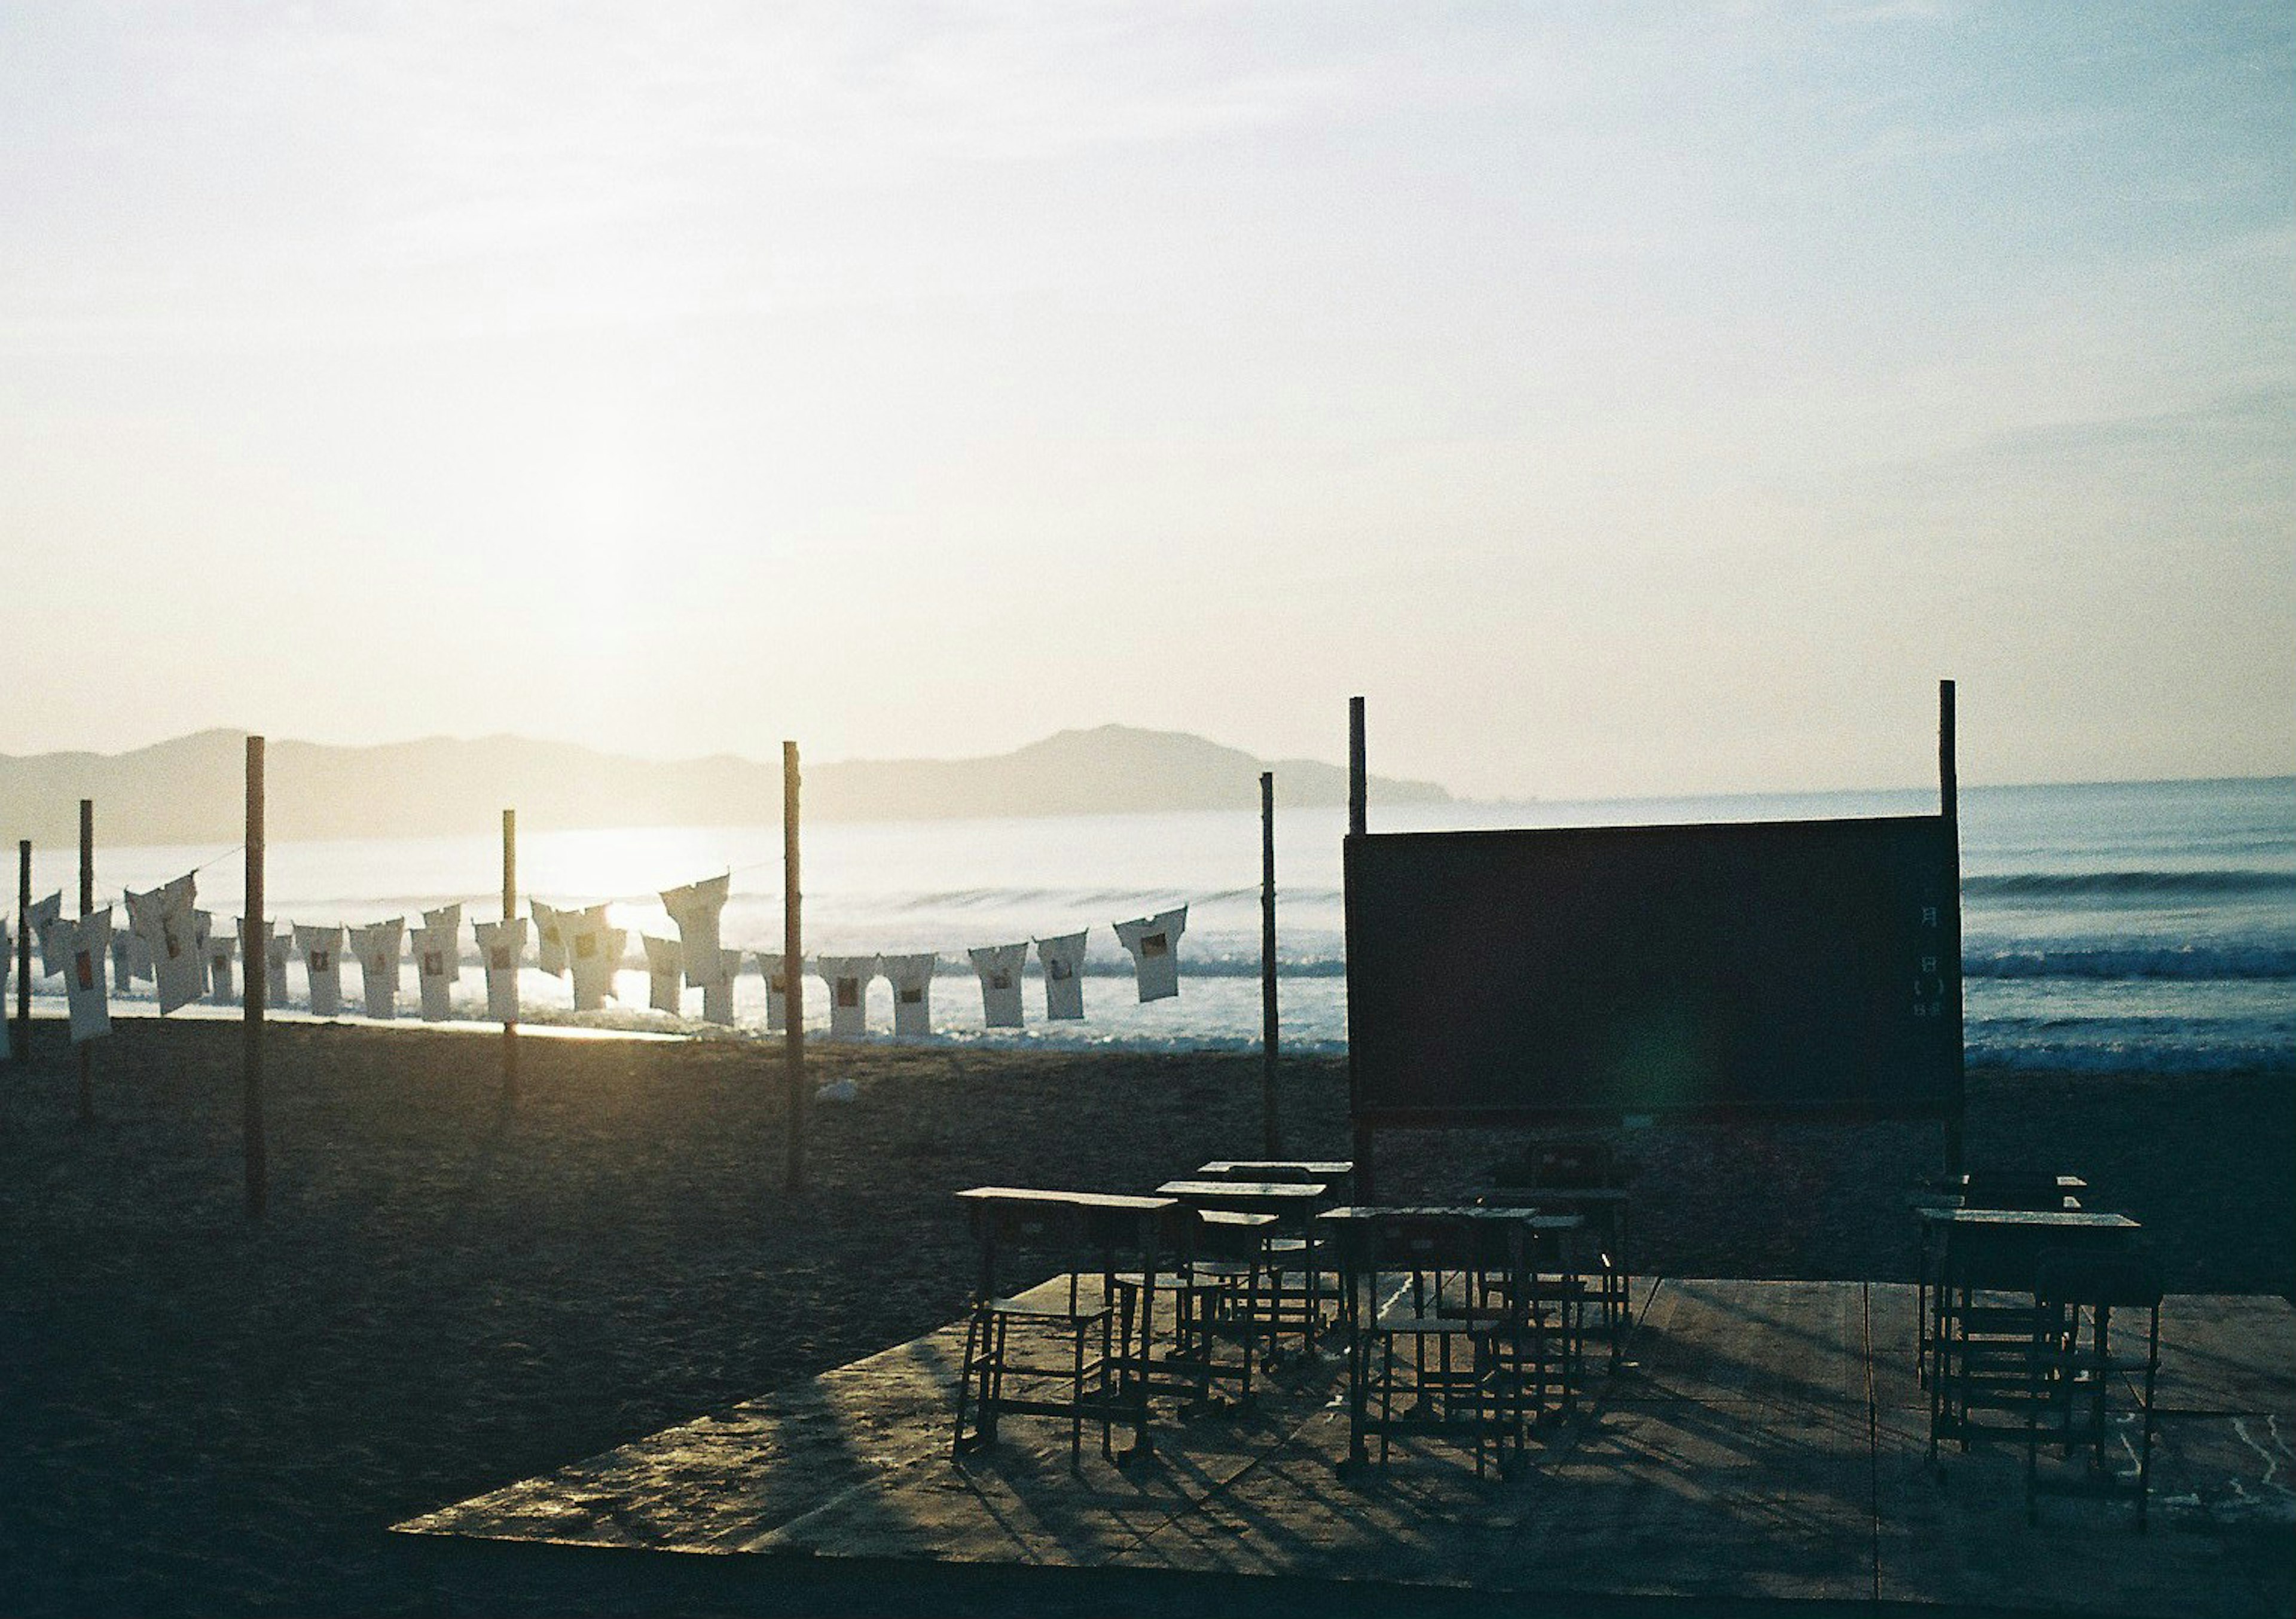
[474,918,525,1021]
[57,907,113,1043]
[880,953,936,1037]
[352,919,404,1019]
[703,949,741,1025]
[193,909,216,997]
[31,891,65,978]
[125,875,205,1015]
[296,924,346,1018]
[819,955,877,1038]
[968,942,1029,1030]
[660,873,730,989]
[530,901,568,977]
[412,924,457,1021]
[1112,905,1188,1003]
[205,934,238,1006]
[1035,930,1089,1022]
[263,924,292,1006]
[642,933,684,1014]
[563,905,617,1010]
[756,952,790,1031]
[421,905,464,985]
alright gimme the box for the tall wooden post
[1938,679,1964,1179]
[13,841,28,1062]
[1260,771,1281,1153]
[243,738,267,1218]
[77,801,93,1122]
[1347,697,1372,1200]
[783,741,806,1195]
[502,808,518,1103]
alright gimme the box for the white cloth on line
[31,891,65,978]
[562,905,617,1010]
[642,933,684,1014]
[967,942,1028,1030]
[756,952,790,1031]
[352,918,404,1019]
[1034,930,1089,1022]
[819,955,878,1038]
[421,905,464,984]
[1112,905,1187,1003]
[264,924,291,1006]
[660,874,730,989]
[295,924,346,1018]
[703,949,741,1025]
[57,907,113,1043]
[530,900,567,977]
[125,875,204,1015]
[474,918,526,1021]
[412,925,457,1021]
[205,933,237,1006]
[880,953,936,1037]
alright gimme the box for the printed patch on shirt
[899,986,923,1004]
[311,949,330,972]
[75,950,94,991]
[836,977,860,1007]
[1049,959,1074,981]
[990,970,1012,990]
[423,951,444,976]
[575,934,596,958]
[1141,933,1168,957]
[490,947,511,970]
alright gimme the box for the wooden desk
[1157,1178,1329,1215]
[1316,1205,1589,1470]
[1921,1206,2142,1464]
[1196,1159,1355,1199]
[952,1187,1174,1465]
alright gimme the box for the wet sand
[1,1018,2287,1616]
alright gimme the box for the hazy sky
[4,2,2289,800]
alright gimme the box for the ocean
[17,777,2292,1075]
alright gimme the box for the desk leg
[1119,1233,1155,1465]
[954,1229,998,1456]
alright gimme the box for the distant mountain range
[0,726,1450,845]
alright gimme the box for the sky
[2,2,2289,801]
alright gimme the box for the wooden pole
[77,801,93,1122]
[502,808,518,1104]
[1347,696,1373,1199]
[1348,697,1367,838]
[783,740,806,1195]
[1938,679,1964,1179]
[244,738,266,1218]
[13,841,28,1062]
[1260,771,1281,1154]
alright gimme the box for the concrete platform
[395,1279,2296,1617]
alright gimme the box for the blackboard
[1344,814,1961,1123]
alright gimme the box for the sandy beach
[1,1019,2288,1616]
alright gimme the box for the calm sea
[21,777,2292,1074]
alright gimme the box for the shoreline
[2,1022,2289,1615]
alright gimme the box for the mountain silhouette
[0,725,1449,844]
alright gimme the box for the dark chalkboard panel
[1345,815,1961,1123]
